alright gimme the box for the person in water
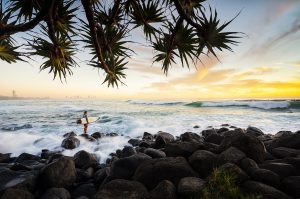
[83,111,89,134]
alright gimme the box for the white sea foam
[201,100,290,109]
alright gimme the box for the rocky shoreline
[0,125,300,199]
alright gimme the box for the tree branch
[0,0,54,36]
[108,0,122,27]
[81,0,112,74]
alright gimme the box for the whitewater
[0,99,299,163]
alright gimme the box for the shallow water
[0,99,299,162]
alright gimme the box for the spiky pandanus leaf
[197,9,241,57]
[0,39,22,63]
[7,0,41,22]
[130,0,165,40]
[29,33,77,80]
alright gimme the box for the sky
[1,0,300,100]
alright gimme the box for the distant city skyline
[1,0,300,100]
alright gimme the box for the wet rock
[61,137,80,149]
[246,126,264,137]
[106,132,118,137]
[269,132,300,150]
[180,132,203,143]
[0,153,11,163]
[144,148,166,158]
[274,131,293,138]
[165,141,200,158]
[128,138,141,147]
[74,150,97,169]
[242,180,293,199]
[217,127,229,134]
[139,141,152,148]
[71,183,96,198]
[79,134,97,142]
[218,129,266,163]
[249,168,280,188]
[218,147,246,164]
[155,132,175,148]
[259,162,296,179]
[94,167,110,186]
[189,150,218,178]
[91,132,105,139]
[39,157,76,188]
[63,131,77,138]
[148,180,177,199]
[205,133,224,144]
[15,153,40,163]
[41,188,71,199]
[282,176,300,198]
[109,153,151,180]
[193,125,200,128]
[133,157,197,190]
[201,129,217,138]
[143,132,154,142]
[121,146,136,158]
[239,158,258,174]
[270,147,300,158]
[93,179,147,199]
[1,188,34,199]
[219,163,249,183]
[178,177,205,197]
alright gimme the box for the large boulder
[133,157,197,190]
[91,132,105,139]
[177,177,205,198]
[93,179,147,199]
[239,158,258,174]
[218,147,246,164]
[61,137,80,149]
[71,183,97,199]
[143,132,154,142]
[201,129,217,138]
[144,148,166,158]
[205,133,224,145]
[94,167,110,186]
[242,180,293,199]
[148,180,177,199]
[249,168,280,188]
[259,162,296,179]
[165,141,200,158]
[121,146,136,158]
[74,150,97,169]
[189,150,218,178]
[39,157,76,188]
[1,188,34,199]
[154,132,175,148]
[63,131,77,138]
[246,126,264,137]
[41,188,71,199]
[282,176,300,198]
[128,139,141,147]
[180,132,203,143]
[218,129,266,163]
[219,163,249,183]
[15,153,40,163]
[268,132,300,150]
[270,147,300,158]
[109,153,151,180]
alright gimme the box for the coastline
[1,126,299,199]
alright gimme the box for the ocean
[0,99,299,162]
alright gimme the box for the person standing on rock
[83,111,89,134]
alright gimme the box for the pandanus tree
[0,0,240,87]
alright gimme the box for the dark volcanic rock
[148,180,177,199]
[128,138,141,147]
[274,131,293,138]
[121,146,136,158]
[249,168,280,188]
[74,150,97,169]
[139,141,152,148]
[180,132,203,143]
[61,137,80,149]
[165,141,200,158]
[15,153,40,163]
[242,180,293,199]
[270,147,300,158]
[218,129,266,163]
[41,188,71,199]
[109,153,151,180]
[93,179,147,199]
[79,134,97,142]
[94,167,110,186]
[239,158,258,174]
[0,153,11,163]
[144,148,166,158]
[143,132,154,142]
[154,132,175,148]
[91,132,105,139]
[1,188,34,199]
[201,129,217,138]
[189,150,218,178]
[63,131,77,138]
[72,183,97,198]
[218,147,246,164]
[205,133,224,145]
[39,157,76,188]
[282,176,300,198]
[269,132,300,150]
[219,163,249,183]
[259,162,296,179]
[133,157,197,190]
[217,127,229,134]
[246,126,264,137]
[177,177,205,197]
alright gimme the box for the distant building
[12,90,17,98]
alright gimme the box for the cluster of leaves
[0,0,241,87]
[199,168,261,199]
